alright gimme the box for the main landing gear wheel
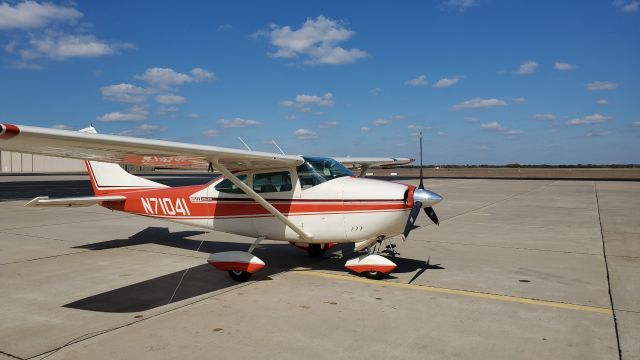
[228,270,252,282]
[364,271,385,280]
[306,244,326,258]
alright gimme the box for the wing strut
[211,159,313,241]
[358,164,371,178]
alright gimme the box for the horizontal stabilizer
[25,195,126,208]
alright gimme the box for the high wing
[334,157,414,168]
[0,123,303,171]
[334,157,414,177]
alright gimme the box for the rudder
[80,126,167,195]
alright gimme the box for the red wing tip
[0,123,20,140]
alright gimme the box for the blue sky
[1,0,639,164]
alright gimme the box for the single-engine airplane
[0,123,442,281]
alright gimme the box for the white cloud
[480,121,505,131]
[294,128,318,139]
[118,124,163,137]
[567,113,611,125]
[632,121,640,127]
[360,126,370,132]
[554,61,576,71]
[596,99,609,105]
[318,121,337,128]
[280,92,334,109]
[218,117,263,128]
[370,87,381,96]
[515,61,538,75]
[0,1,82,29]
[25,33,133,60]
[202,129,220,137]
[1,3,133,67]
[613,0,640,12]
[408,124,431,130]
[136,67,214,90]
[155,94,186,105]
[406,74,428,87]
[286,115,297,120]
[51,124,73,130]
[157,106,178,116]
[217,23,232,31]
[296,93,334,106]
[513,97,526,104]
[433,76,460,88]
[587,81,618,91]
[190,67,214,82]
[588,130,612,137]
[438,131,448,136]
[189,113,201,119]
[370,115,404,127]
[9,60,42,70]
[480,121,523,135]
[97,105,148,122]
[531,113,557,121]
[374,119,391,126]
[441,0,477,11]
[505,130,524,135]
[256,15,368,65]
[453,97,507,111]
[101,83,148,103]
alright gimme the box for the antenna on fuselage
[237,137,252,151]
[271,139,286,155]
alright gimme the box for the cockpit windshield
[297,157,353,189]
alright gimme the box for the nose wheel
[364,271,386,280]
[228,270,253,282]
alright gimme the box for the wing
[334,157,414,168]
[0,123,303,171]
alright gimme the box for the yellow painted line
[291,270,612,315]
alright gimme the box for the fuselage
[96,157,414,244]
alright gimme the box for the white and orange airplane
[0,123,442,281]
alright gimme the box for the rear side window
[215,174,248,194]
[253,171,292,193]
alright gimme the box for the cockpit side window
[297,157,353,190]
[214,174,248,194]
[253,171,292,193]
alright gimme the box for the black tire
[228,270,252,282]
[307,244,327,258]
[364,271,385,280]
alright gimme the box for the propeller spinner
[402,131,443,240]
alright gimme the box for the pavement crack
[595,183,622,360]
[0,350,25,360]
[0,250,89,266]
[418,239,602,257]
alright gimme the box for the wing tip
[0,123,20,140]
[24,196,49,207]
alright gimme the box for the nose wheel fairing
[345,254,397,277]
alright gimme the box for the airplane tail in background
[79,126,168,195]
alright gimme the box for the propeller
[402,131,443,240]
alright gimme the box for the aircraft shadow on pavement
[64,227,444,313]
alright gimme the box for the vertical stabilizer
[79,126,168,195]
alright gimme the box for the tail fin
[80,126,168,195]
